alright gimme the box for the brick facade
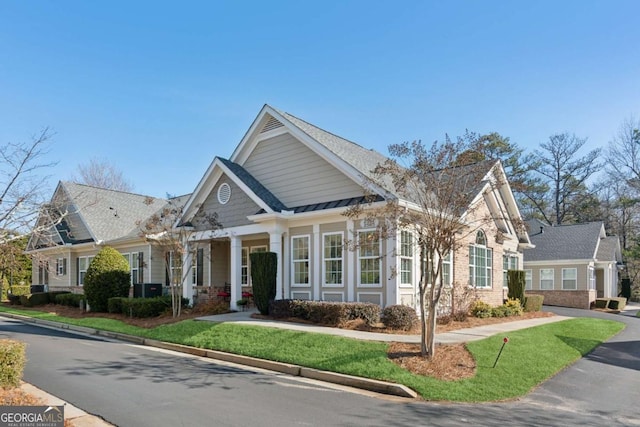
[526,290,596,309]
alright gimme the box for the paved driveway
[515,306,640,425]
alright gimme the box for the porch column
[386,233,398,307]
[182,242,194,305]
[313,224,320,301]
[230,236,242,310]
[346,220,355,302]
[270,232,283,300]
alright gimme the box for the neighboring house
[176,104,533,310]
[523,219,623,309]
[27,105,534,311]
[26,181,181,292]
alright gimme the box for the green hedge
[119,296,188,318]
[0,339,26,388]
[524,295,544,312]
[55,293,86,307]
[19,292,50,307]
[268,300,381,326]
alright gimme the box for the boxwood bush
[55,293,86,307]
[268,299,381,326]
[524,294,544,312]
[0,339,26,388]
[84,246,131,312]
[382,304,418,330]
[18,292,50,307]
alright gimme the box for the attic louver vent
[260,115,284,133]
[217,183,231,205]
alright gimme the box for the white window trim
[322,232,344,288]
[241,247,249,285]
[399,230,413,287]
[78,255,94,286]
[290,290,311,300]
[56,258,66,276]
[469,231,493,289]
[358,229,382,288]
[525,269,532,290]
[291,235,310,287]
[588,266,596,290]
[540,268,554,290]
[357,291,383,306]
[562,268,578,290]
[442,251,453,287]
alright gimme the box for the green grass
[0,306,624,402]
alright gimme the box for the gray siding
[196,174,261,230]
[243,133,365,208]
[210,240,230,286]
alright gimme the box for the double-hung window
[168,251,182,286]
[399,231,413,285]
[241,248,249,285]
[525,269,532,290]
[469,230,492,288]
[502,255,518,286]
[78,256,94,286]
[56,258,67,276]
[358,230,380,286]
[323,233,343,286]
[540,268,554,290]
[442,251,453,286]
[562,268,577,290]
[292,236,310,286]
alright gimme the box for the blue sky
[1,1,638,198]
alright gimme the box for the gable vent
[260,115,284,133]
[217,182,231,205]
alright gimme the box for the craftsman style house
[28,105,533,311]
[524,220,623,309]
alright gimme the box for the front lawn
[0,306,623,402]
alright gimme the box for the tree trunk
[419,244,428,357]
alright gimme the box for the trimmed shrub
[108,297,127,314]
[470,300,492,318]
[503,298,524,316]
[345,302,381,326]
[47,291,71,303]
[0,339,26,388]
[524,294,544,312]
[84,246,131,312]
[120,295,187,318]
[250,252,278,315]
[55,293,85,307]
[382,305,418,330]
[491,305,508,318]
[507,270,526,303]
[7,294,21,305]
[269,299,295,318]
[2,285,30,302]
[18,292,50,307]
[308,302,349,326]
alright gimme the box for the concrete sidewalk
[196,310,572,343]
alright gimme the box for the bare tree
[606,117,640,188]
[138,197,221,317]
[524,133,601,225]
[0,128,58,242]
[345,137,505,358]
[73,157,134,192]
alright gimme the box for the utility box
[133,283,163,298]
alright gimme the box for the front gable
[242,131,366,208]
[196,173,263,229]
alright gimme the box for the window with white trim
[562,268,577,290]
[469,230,492,288]
[502,254,518,286]
[442,251,453,286]
[525,269,532,290]
[56,258,67,276]
[358,230,381,286]
[78,256,94,286]
[291,236,310,286]
[241,248,249,285]
[588,266,596,290]
[400,231,413,285]
[323,232,343,286]
[540,268,554,290]
[168,251,182,285]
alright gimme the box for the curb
[0,312,417,399]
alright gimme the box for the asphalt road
[1,307,638,427]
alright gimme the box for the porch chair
[216,283,231,302]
